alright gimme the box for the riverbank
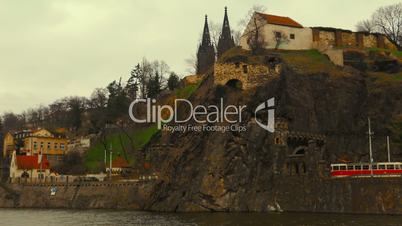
[1,177,402,215]
[0,181,157,209]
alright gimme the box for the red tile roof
[112,157,129,168]
[256,12,303,28]
[16,155,50,170]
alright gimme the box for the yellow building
[23,129,69,162]
[3,128,69,169]
[2,132,15,158]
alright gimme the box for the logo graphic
[254,98,275,132]
[128,97,275,133]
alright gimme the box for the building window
[275,32,282,39]
[47,142,51,149]
[40,142,44,148]
[34,142,37,150]
[290,34,295,39]
[235,62,240,68]
[60,143,65,150]
[242,65,248,73]
[54,143,58,149]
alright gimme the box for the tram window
[340,166,346,170]
[355,165,361,170]
[347,165,354,170]
[363,165,369,170]
[333,166,339,171]
[396,165,401,170]
[387,165,394,170]
[372,165,377,170]
[379,165,386,169]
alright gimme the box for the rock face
[0,182,156,209]
[143,58,402,213]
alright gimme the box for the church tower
[196,15,216,75]
[217,7,235,58]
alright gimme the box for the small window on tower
[290,34,295,39]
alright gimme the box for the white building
[240,12,312,50]
[9,151,50,180]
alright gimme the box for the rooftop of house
[9,128,67,139]
[16,155,50,170]
[256,12,303,28]
[112,157,130,168]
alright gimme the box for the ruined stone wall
[312,30,335,50]
[341,32,356,46]
[312,28,398,51]
[324,49,344,66]
[213,62,280,89]
[384,37,397,50]
[363,34,377,48]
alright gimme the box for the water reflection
[0,209,401,226]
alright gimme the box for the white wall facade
[240,14,313,50]
[9,151,50,179]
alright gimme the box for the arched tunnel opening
[225,79,243,90]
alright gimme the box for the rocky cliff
[142,50,402,213]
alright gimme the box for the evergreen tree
[167,72,180,91]
[106,78,129,120]
[147,72,162,98]
[125,72,139,100]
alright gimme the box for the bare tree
[247,17,267,54]
[185,54,197,74]
[355,19,375,32]
[238,4,268,32]
[372,3,402,47]
[273,31,289,50]
[232,29,242,46]
[358,3,402,47]
[209,21,221,48]
[90,88,108,109]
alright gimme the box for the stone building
[240,12,313,50]
[217,7,235,58]
[213,54,282,89]
[196,15,215,75]
[240,12,398,51]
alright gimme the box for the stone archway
[293,146,307,156]
[225,79,243,89]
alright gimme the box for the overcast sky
[1,0,400,114]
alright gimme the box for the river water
[0,209,402,226]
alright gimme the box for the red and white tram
[330,118,402,178]
[330,162,402,177]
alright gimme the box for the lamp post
[109,150,113,181]
[387,136,391,162]
[105,144,113,181]
[368,118,374,176]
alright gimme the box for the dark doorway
[225,79,242,89]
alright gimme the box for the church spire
[196,15,216,74]
[217,6,235,58]
[201,15,212,47]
